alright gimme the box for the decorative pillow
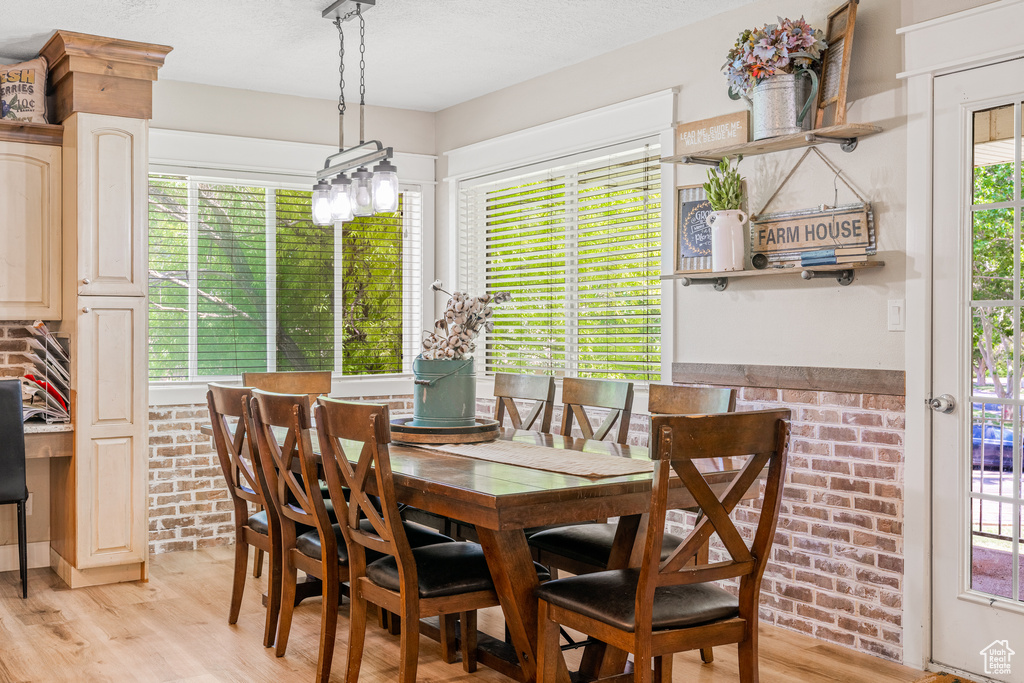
[0,57,48,124]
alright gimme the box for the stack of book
[22,320,70,423]
[799,246,871,267]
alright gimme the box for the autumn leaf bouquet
[723,17,827,98]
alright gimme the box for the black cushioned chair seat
[296,521,453,564]
[535,568,739,633]
[247,510,270,535]
[528,523,685,568]
[366,542,550,599]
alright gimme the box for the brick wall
[147,394,414,555]
[0,321,42,379]
[668,387,906,663]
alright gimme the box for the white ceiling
[0,0,757,112]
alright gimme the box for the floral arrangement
[723,17,827,98]
[420,280,511,360]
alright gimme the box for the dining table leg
[577,513,644,681]
[476,527,571,683]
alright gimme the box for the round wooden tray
[390,417,500,445]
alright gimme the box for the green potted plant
[703,157,747,272]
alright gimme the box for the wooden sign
[751,203,873,257]
[675,112,748,156]
[675,185,714,273]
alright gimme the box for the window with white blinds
[148,174,422,382]
[458,143,661,382]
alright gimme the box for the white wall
[152,80,435,155]
[435,0,906,371]
[900,0,997,26]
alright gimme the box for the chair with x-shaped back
[207,383,278,646]
[493,373,556,432]
[316,397,549,683]
[559,377,634,445]
[536,409,791,683]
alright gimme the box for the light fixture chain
[358,5,366,143]
[335,18,346,116]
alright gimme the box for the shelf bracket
[677,156,721,167]
[801,268,855,286]
[804,132,858,152]
[680,276,729,291]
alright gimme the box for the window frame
[147,129,436,406]
[444,90,677,404]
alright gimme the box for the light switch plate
[888,299,905,331]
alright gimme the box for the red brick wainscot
[147,395,414,555]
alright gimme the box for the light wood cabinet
[63,113,147,297]
[0,140,62,319]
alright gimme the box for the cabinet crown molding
[39,30,173,122]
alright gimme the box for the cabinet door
[0,142,61,319]
[73,297,147,567]
[65,114,147,297]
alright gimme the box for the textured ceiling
[0,0,757,112]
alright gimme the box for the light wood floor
[0,546,936,683]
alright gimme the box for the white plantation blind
[148,173,422,382]
[459,142,661,381]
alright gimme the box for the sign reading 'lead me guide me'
[675,111,748,156]
[751,204,873,256]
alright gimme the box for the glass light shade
[330,175,354,222]
[351,167,374,217]
[311,181,333,226]
[372,159,400,213]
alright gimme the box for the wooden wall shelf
[662,261,884,291]
[0,121,64,146]
[662,123,882,165]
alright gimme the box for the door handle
[927,394,956,414]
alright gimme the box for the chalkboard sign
[675,185,713,273]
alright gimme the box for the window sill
[148,374,416,407]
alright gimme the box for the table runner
[416,439,655,478]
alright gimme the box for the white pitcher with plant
[704,157,746,272]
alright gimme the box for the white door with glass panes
[932,57,1024,681]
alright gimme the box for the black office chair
[0,379,28,598]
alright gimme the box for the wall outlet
[888,299,906,331]
[26,492,32,516]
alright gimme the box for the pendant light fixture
[312,0,399,226]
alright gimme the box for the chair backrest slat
[493,373,555,432]
[242,371,332,400]
[639,409,791,603]
[249,390,322,531]
[559,377,634,445]
[315,398,416,576]
[647,384,736,416]
[207,384,261,506]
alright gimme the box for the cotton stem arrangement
[421,280,511,360]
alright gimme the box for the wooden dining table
[203,421,751,683]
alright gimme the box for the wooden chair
[536,409,791,683]
[559,377,633,445]
[315,397,548,683]
[530,384,737,660]
[242,371,332,400]
[648,383,736,416]
[0,379,28,598]
[207,383,277,647]
[494,373,555,432]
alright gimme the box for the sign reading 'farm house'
[752,205,872,255]
[675,112,748,156]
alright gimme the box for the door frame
[902,0,1024,671]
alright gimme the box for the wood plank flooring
[0,546,935,682]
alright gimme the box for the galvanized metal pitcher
[749,70,818,140]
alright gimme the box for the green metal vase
[411,357,477,428]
